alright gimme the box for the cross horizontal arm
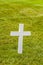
[10,31,31,36]
[10,31,19,36]
[23,31,31,36]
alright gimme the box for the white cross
[10,24,31,54]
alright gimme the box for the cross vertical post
[18,24,24,54]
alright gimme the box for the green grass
[0,0,43,65]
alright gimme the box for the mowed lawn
[0,0,43,65]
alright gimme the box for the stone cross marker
[10,24,31,54]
